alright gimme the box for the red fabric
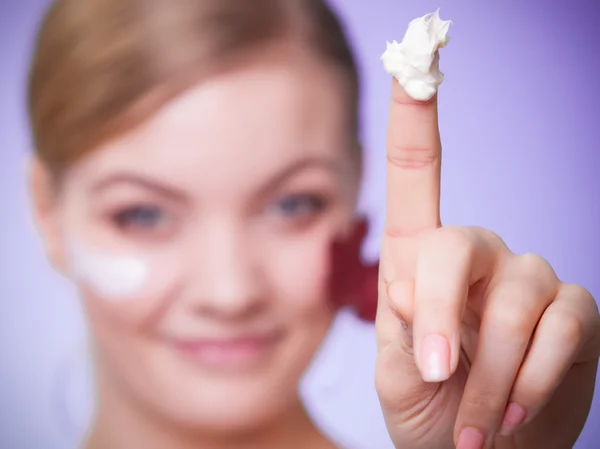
[329,218,379,322]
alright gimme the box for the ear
[28,157,68,273]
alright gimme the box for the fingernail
[420,334,450,382]
[457,427,485,449]
[500,402,526,436]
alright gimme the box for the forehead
[69,51,352,192]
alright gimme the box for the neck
[85,375,335,449]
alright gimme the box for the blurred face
[33,48,359,432]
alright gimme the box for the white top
[299,307,395,449]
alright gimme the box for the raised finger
[384,80,442,244]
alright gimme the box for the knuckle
[487,290,535,334]
[468,226,499,241]
[387,145,437,169]
[384,225,432,240]
[545,308,584,345]
[565,283,597,312]
[516,253,557,282]
[513,374,554,404]
[461,387,505,413]
[425,226,474,261]
[470,226,508,252]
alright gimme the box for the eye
[111,205,168,231]
[268,194,329,221]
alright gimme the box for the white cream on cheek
[380,9,452,101]
[67,239,150,300]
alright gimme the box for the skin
[375,80,600,449]
[30,47,359,449]
[29,40,600,449]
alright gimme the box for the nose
[183,220,265,318]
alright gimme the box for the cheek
[72,247,184,325]
[264,232,333,312]
[60,209,183,324]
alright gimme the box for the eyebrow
[89,173,188,202]
[257,156,342,194]
[88,156,342,201]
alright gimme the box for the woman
[27,0,599,448]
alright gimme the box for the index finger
[381,9,451,251]
[385,80,442,243]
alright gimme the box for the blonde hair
[27,0,360,175]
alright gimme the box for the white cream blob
[381,9,452,101]
[67,239,150,300]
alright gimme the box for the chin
[147,380,297,433]
[107,323,326,433]
[134,349,298,430]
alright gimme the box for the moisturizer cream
[381,9,452,101]
[68,240,149,300]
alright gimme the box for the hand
[375,79,600,449]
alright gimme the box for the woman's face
[32,49,359,431]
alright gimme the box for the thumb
[375,278,441,421]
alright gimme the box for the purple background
[1,0,599,448]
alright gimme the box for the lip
[171,331,281,371]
